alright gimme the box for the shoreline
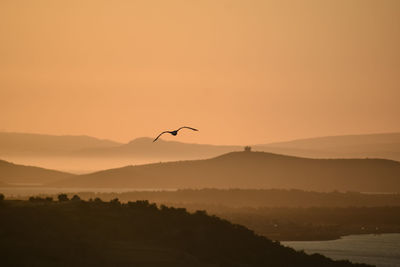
[277,231,400,242]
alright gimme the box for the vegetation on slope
[0,196,371,267]
[61,189,400,208]
[30,189,400,241]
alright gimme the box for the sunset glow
[1,0,399,145]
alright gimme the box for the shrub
[71,195,81,201]
[58,194,69,202]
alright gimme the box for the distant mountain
[0,133,241,171]
[2,131,400,161]
[76,137,240,160]
[0,132,121,156]
[50,151,400,192]
[2,132,400,173]
[257,132,400,161]
[0,159,74,185]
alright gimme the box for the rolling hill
[50,151,400,192]
[2,132,400,173]
[0,159,74,185]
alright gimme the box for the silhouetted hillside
[257,133,400,161]
[50,151,400,192]
[9,190,400,242]
[0,198,371,266]
[0,159,74,185]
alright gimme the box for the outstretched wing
[177,126,199,132]
[153,131,170,142]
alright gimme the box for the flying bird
[153,126,199,142]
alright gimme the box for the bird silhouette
[153,126,199,142]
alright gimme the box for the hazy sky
[1,0,399,145]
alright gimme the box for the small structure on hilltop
[244,146,252,152]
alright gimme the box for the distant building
[244,146,252,152]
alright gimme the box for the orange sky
[1,0,399,145]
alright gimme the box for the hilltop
[50,151,400,192]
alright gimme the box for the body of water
[283,233,400,267]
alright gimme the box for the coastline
[278,231,400,242]
[282,233,400,267]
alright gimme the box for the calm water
[283,234,400,267]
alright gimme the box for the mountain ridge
[2,131,400,173]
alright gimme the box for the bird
[153,126,199,142]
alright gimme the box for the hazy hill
[0,159,74,185]
[257,132,400,161]
[0,132,121,156]
[2,131,400,163]
[50,151,400,192]
[0,198,370,266]
[0,133,240,172]
[0,132,239,159]
[74,137,240,160]
[2,132,400,173]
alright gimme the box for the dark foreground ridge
[0,197,371,267]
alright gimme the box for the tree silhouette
[71,195,81,201]
[58,193,69,202]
